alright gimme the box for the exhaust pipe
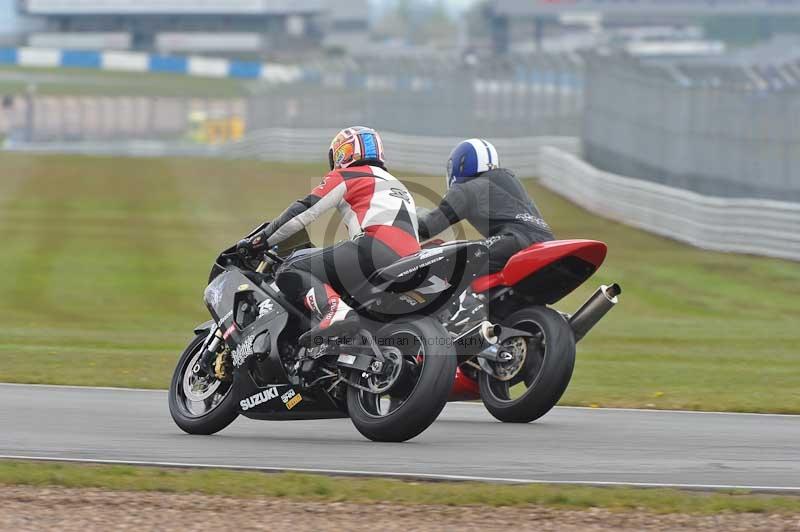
[454,321,501,358]
[569,283,621,342]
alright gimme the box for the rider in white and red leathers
[238,127,420,345]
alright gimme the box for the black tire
[347,317,456,442]
[168,333,239,435]
[480,306,575,423]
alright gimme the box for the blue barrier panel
[228,60,261,79]
[148,54,188,74]
[61,50,101,69]
[0,48,18,65]
[0,47,311,83]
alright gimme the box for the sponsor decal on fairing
[257,298,275,318]
[418,247,444,259]
[399,294,419,306]
[231,334,255,367]
[239,387,279,411]
[396,255,446,277]
[204,284,223,307]
[280,388,303,410]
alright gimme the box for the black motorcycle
[168,224,488,442]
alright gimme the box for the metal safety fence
[583,56,800,202]
[246,53,584,138]
[539,146,800,262]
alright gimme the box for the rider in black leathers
[418,139,554,325]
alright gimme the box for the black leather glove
[237,231,268,258]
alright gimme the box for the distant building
[486,0,800,53]
[17,0,369,56]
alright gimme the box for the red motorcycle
[440,239,621,423]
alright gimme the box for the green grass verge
[0,66,252,97]
[1,152,799,412]
[1,460,798,514]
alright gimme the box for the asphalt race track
[1,383,798,492]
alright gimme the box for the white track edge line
[0,383,164,393]
[1,455,798,493]
[0,382,796,417]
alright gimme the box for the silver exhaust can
[569,284,621,342]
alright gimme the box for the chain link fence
[247,53,584,138]
[540,145,800,262]
[583,55,800,202]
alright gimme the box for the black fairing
[359,241,489,320]
[513,255,599,305]
[203,268,339,417]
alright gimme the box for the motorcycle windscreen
[245,220,314,257]
[275,226,314,257]
[203,269,253,323]
[209,224,314,284]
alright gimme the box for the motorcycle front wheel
[168,333,239,435]
[347,317,456,442]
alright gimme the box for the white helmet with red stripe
[328,126,385,170]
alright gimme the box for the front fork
[194,328,223,375]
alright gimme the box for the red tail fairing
[472,240,607,302]
[445,239,618,410]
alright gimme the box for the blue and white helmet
[446,139,500,188]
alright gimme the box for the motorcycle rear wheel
[169,333,239,435]
[479,306,575,423]
[347,317,456,442]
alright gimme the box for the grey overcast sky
[0,0,17,32]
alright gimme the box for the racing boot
[299,284,360,347]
